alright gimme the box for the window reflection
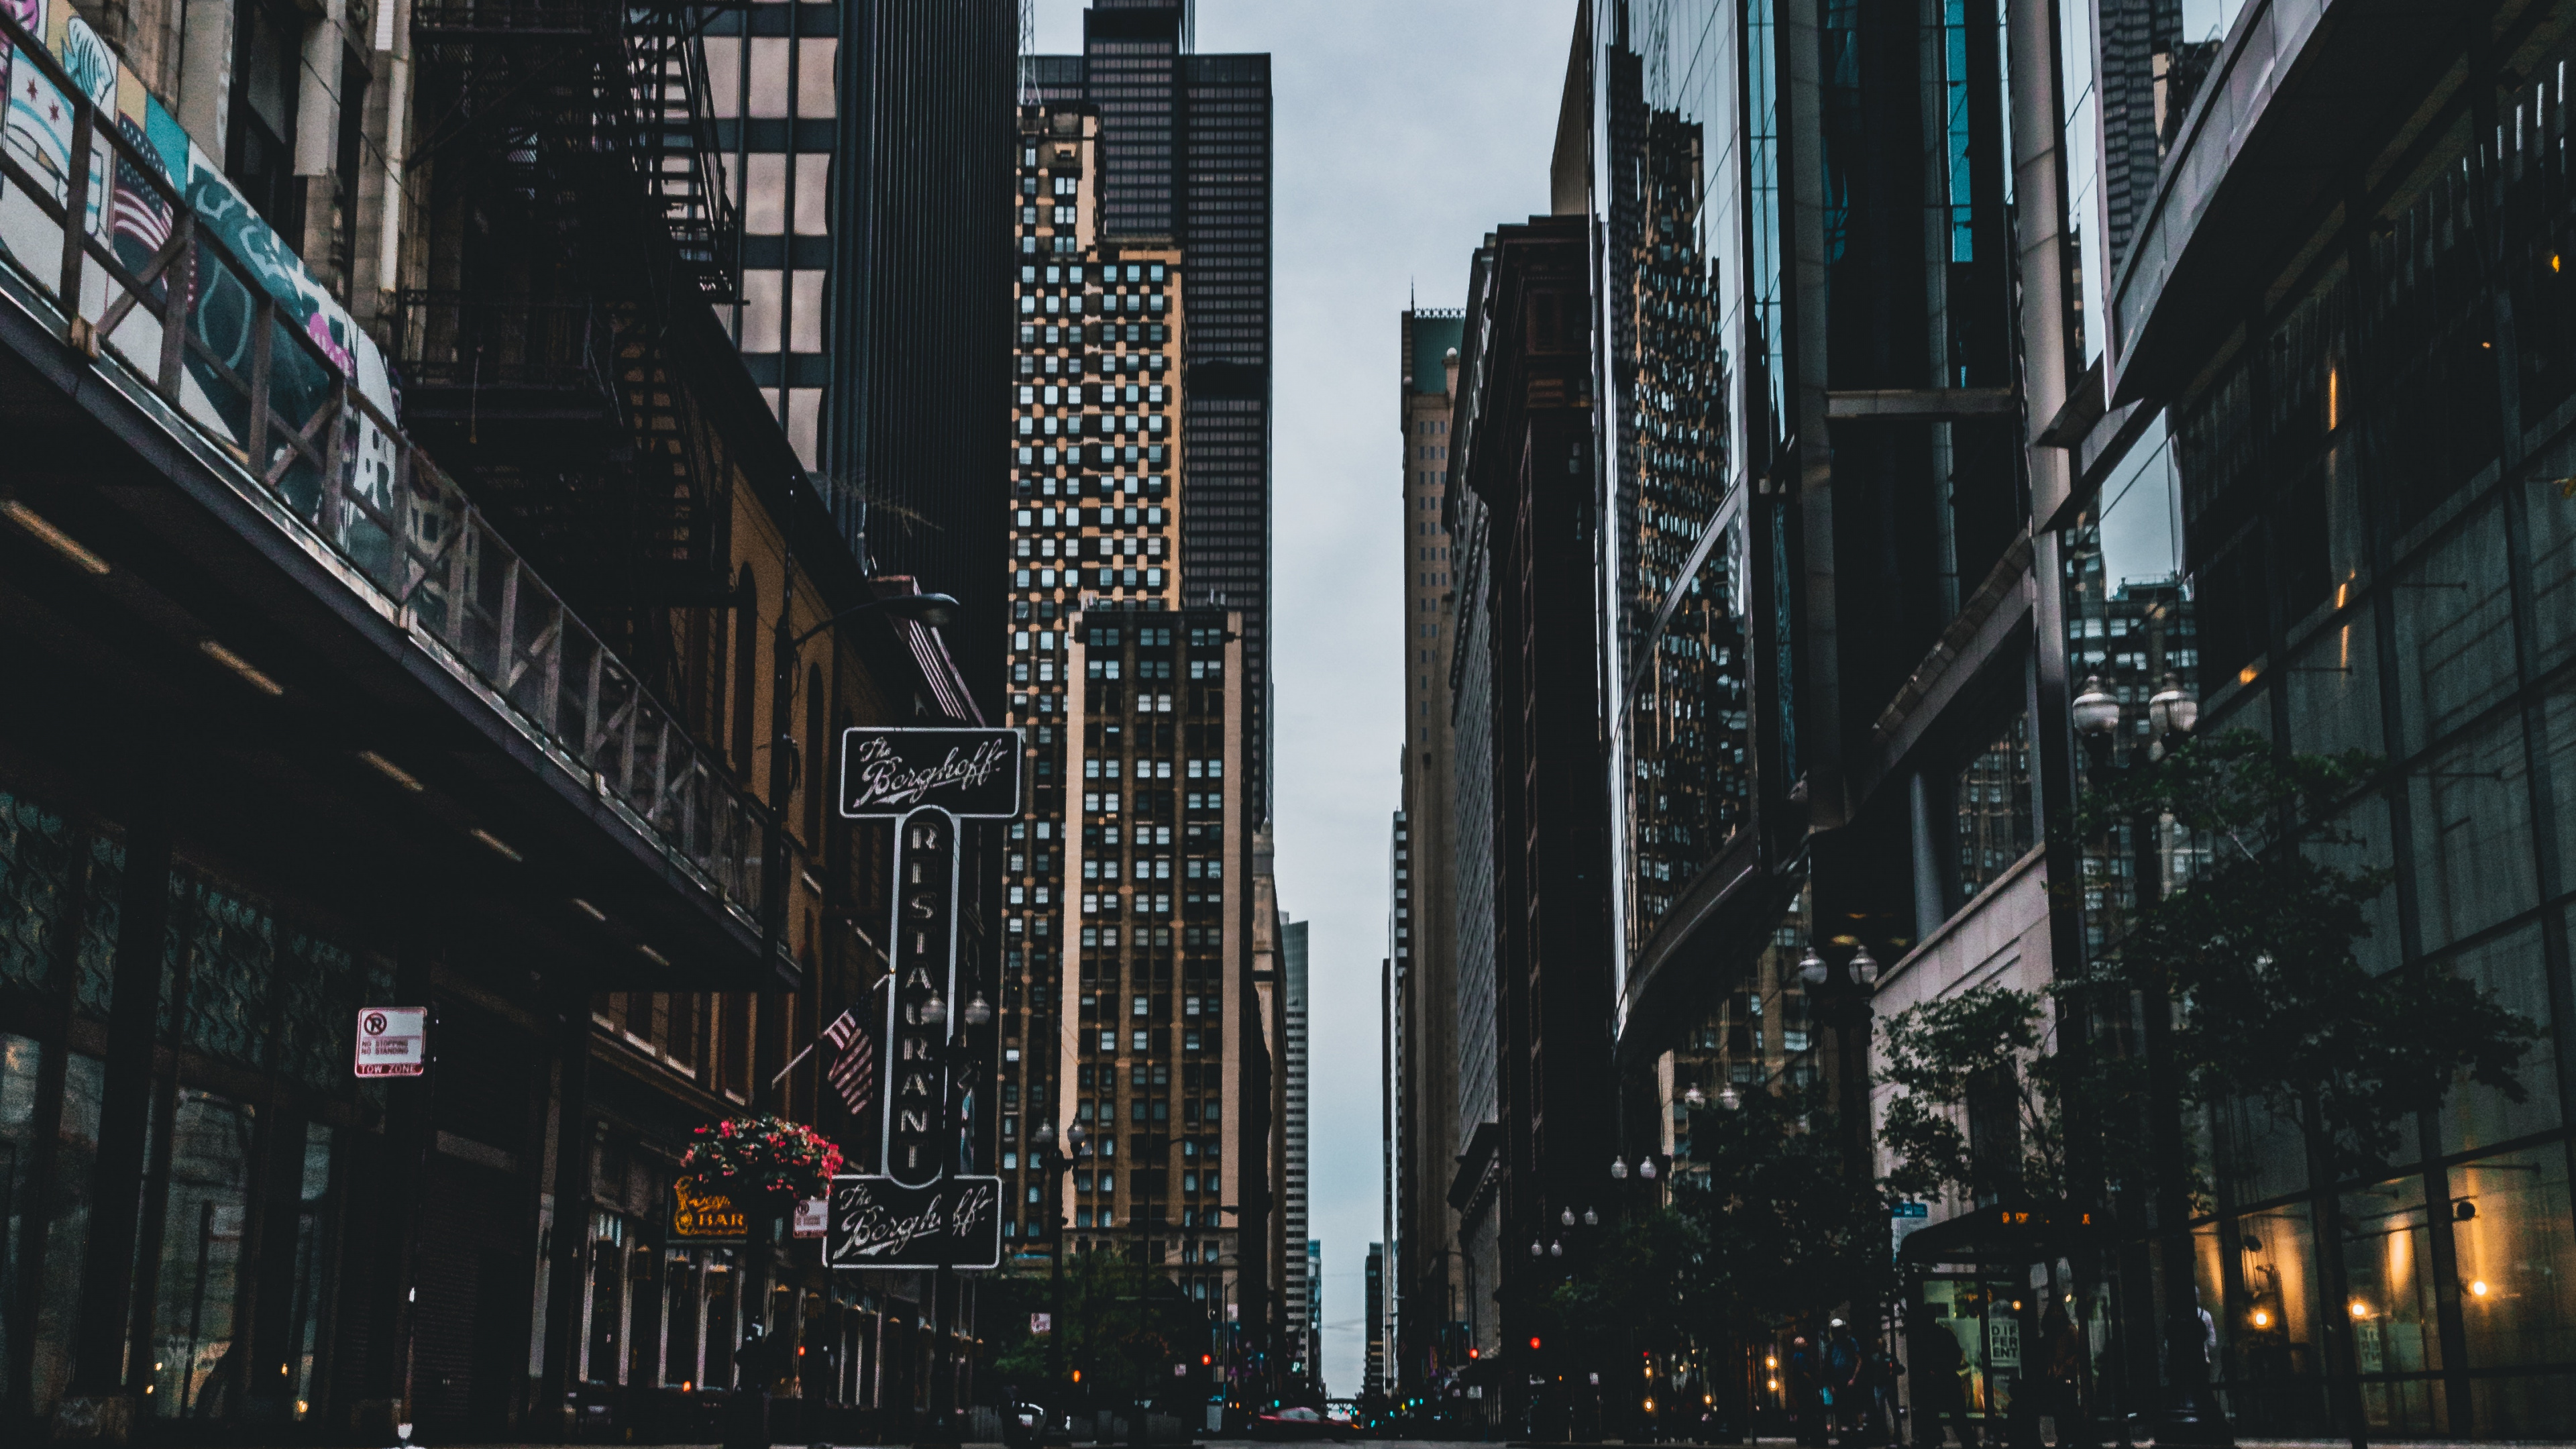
[1607,18,1748,954]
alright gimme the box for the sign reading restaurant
[828,728,1016,1271]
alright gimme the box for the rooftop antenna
[1017,0,1036,103]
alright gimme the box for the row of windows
[701,38,835,120]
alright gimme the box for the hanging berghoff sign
[828,727,1016,1271]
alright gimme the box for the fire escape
[397,0,747,684]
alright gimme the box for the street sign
[353,1007,427,1077]
[1030,1313,1053,1336]
[824,1173,1003,1271]
[838,727,1022,819]
[792,1196,830,1238]
[1892,1200,1929,1218]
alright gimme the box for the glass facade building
[2056,0,2576,1432]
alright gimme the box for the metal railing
[0,8,777,932]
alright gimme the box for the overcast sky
[1031,0,1573,1397]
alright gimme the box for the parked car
[1004,1401,1047,1448]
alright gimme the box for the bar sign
[354,1007,429,1077]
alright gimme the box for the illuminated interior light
[360,751,425,792]
[2,498,110,574]
[201,639,284,696]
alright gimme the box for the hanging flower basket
[682,1116,845,1205]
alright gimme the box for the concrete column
[176,0,237,161]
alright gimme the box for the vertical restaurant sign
[833,727,1017,1269]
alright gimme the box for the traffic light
[1529,1336,1542,1351]
[1201,1354,1214,1365]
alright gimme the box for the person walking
[1907,1307,1978,1449]
[1826,1318,1866,1439]
[2035,1305,2092,1449]
[1788,1334,1829,1448]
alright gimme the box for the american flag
[821,1008,875,1116]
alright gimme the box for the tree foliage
[1666,1081,1893,1332]
[1878,986,2065,1203]
[2076,730,2538,1179]
[987,1250,1207,1407]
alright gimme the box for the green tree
[1669,1080,1892,1334]
[2078,730,2538,1180]
[989,1251,1203,1412]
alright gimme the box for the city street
[3,0,2575,1443]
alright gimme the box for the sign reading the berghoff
[828,727,1012,1273]
[838,727,1020,819]
[824,1173,1003,1271]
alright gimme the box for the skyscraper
[994,94,1265,1357]
[1281,916,1311,1381]
[1028,1,1275,812]
[1390,309,1465,1393]
[702,0,1016,708]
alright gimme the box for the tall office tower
[1028,1,1276,813]
[1390,309,1464,1395]
[1448,468,1503,1370]
[702,1,1015,706]
[1044,606,1248,1320]
[1598,46,1747,975]
[1281,916,1311,1381]
[1450,217,1617,1417]
[997,99,1263,1347]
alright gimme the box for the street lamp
[1796,941,1886,1445]
[920,991,949,1028]
[1715,1084,1741,1112]
[2075,669,2231,1446]
[1038,1120,1093,1436]
[964,993,994,1028]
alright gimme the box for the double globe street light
[2072,668,2231,1448]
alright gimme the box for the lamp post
[2072,672,2231,1449]
[1796,941,1882,1447]
[1034,1120,1090,1440]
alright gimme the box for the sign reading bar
[353,1008,428,1077]
[824,1173,1003,1271]
[672,1180,747,1239]
[839,728,1022,820]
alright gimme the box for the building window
[793,154,830,235]
[739,271,784,353]
[1956,714,2034,902]
[796,38,836,118]
[747,38,792,117]
[744,154,788,235]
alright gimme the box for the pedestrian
[2035,1305,2092,1449]
[1787,1333,1827,1448]
[1906,1307,1978,1449]
[1825,1318,1866,1438]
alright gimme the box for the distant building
[1364,1243,1387,1398]
[1281,917,1311,1381]
[1387,307,1467,1400]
